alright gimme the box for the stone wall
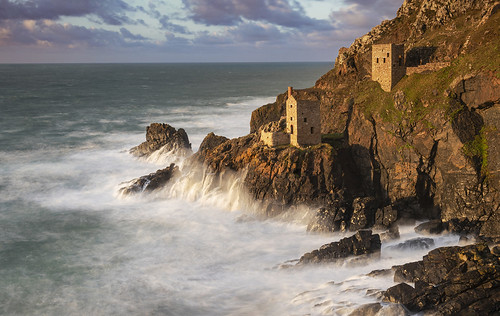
[406,62,451,75]
[260,130,290,147]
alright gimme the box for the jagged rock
[298,230,381,264]
[414,219,445,235]
[130,123,191,157]
[375,205,398,228]
[348,303,382,316]
[120,163,179,195]
[198,132,229,154]
[367,269,392,278]
[389,237,435,251]
[385,244,500,314]
[307,204,349,233]
[380,225,400,242]
[349,197,379,231]
[393,261,425,283]
[384,283,417,308]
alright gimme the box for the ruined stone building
[260,87,321,148]
[372,43,406,92]
[286,87,321,147]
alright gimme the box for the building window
[291,117,293,121]
[387,53,390,57]
[310,127,314,134]
[383,58,386,63]
[376,58,379,63]
[398,56,402,66]
[304,117,307,123]
[291,125,294,134]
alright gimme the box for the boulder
[349,197,379,231]
[307,204,349,233]
[348,303,382,316]
[298,230,381,264]
[414,219,445,235]
[385,244,500,314]
[388,237,435,251]
[380,225,400,242]
[374,205,398,228]
[130,123,191,157]
[119,163,179,195]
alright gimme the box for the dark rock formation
[191,132,345,212]
[130,123,191,157]
[197,132,229,158]
[385,244,500,315]
[307,203,349,233]
[388,237,435,251]
[350,197,379,230]
[119,163,179,195]
[375,205,398,228]
[380,225,400,242]
[415,219,446,235]
[298,230,381,264]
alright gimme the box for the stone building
[260,118,290,147]
[286,87,321,147]
[372,43,406,92]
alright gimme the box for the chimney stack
[288,86,293,98]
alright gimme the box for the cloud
[182,0,333,30]
[330,0,402,35]
[0,19,147,48]
[0,0,137,25]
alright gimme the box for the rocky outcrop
[192,132,345,213]
[120,163,179,195]
[130,123,191,157]
[298,230,381,264]
[346,69,500,239]
[385,244,500,315]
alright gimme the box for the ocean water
[0,63,462,315]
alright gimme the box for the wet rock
[376,303,409,316]
[348,303,382,316]
[385,244,500,314]
[298,230,381,264]
[307,204,349,233]
[374,205,398,228]
[380,225,400,242]
[120,163,179,195]
[388,237,435,251]
[383,283,417,308]
[393,261,425,283]
[130,123,191,157]
[414,219,445,235]
[349,197,379,231]
[367,269,392,278]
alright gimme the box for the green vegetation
[462,126,491,178]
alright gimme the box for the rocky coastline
[122,0,500,314]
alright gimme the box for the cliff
[127,0,499,240]
[244,0,500,239]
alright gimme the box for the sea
[0,63,462,315]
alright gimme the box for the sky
[0,0,404,63]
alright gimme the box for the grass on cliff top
[358,8,499,121]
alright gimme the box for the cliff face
[191,133,349,215]
[245,0,499,238]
